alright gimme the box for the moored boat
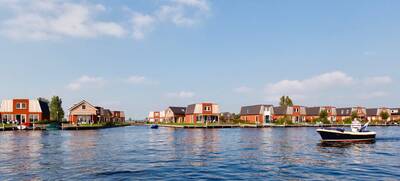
[150,124,159,129]
[317,120,376,142]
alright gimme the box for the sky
[0,0,399,119]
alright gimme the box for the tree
[50,96,65,122]
[319,110,329,120]
[380,111,390,124]
[279,96,294,107]
[351,111,358,120]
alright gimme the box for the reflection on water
[0,126,400,180]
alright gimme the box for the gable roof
[240,105,272,115]
[306,107,321,116]
[391,108,400,115]
[69,100,96,111]
[366,108,378,116]
[185,104,196,114]
[336,108,352,116]
[38,99,50,116]
[169,107,186,115]
[0,99,43,113]
[273,106,289,115]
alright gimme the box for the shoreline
[151,123,400,129]
[0,123,131,131]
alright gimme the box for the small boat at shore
[17,125,27,130]
[317,120,376,142]
[150,124,159,129]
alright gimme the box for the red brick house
[185,103,220,124]
[148,111,161,123]
[112,111,125,122]
[366,108,391,123]
[272,105,306,123]
[336,107,366,121]
[240,104,273,124]
[305,106,337,122]
[0,98,50,124]
[390,108,400,121]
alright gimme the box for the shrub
[315,118,330,124]
[275,117,292,125]
[343,118,352,124]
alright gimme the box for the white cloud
[131,0,210,39]
[67,75,105,91]
[126,75,147,84]
[0,1,126,40]
[265,71,353,101]
[166,91,195,98]
[174,0,210,11]
[0,0,210,41]
[125,75,158,85]
[132,13,155,40]
[263,71,395,104]
[364,76,393,85]
[234,86,253,94]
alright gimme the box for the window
[2,114,12,122]
[82,105,86,109]
[294,108,299,112]
[29,114,39,122]
[327,109,331,113]
[205,106,211,111]
[16,103,27,109]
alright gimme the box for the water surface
[1,126,399,180]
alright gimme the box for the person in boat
[351,119,362,132]
[351,118,370,132]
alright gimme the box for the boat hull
[317,129,376,142]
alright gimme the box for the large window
[1,114,13,122]
[204,106,211,111]
[77,115,93,124]
[29,114,39,122]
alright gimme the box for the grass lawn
[1,124,16,128]
[78,123,105,127]
[77,122,129,127]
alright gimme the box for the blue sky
[0,0,399,119]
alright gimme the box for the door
[265,115,270,123]
[16,115,21,123]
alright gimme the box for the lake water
[1,126,399,180]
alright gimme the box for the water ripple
[0,126,400,180]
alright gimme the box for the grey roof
[273,106,288,115]
[336,108,352,116]
[38,99,50,118]
[240,105,271,115]
[306,107,321,116]
[185,104,196,114]
[169,107,186,115]
[366,108,378,116]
